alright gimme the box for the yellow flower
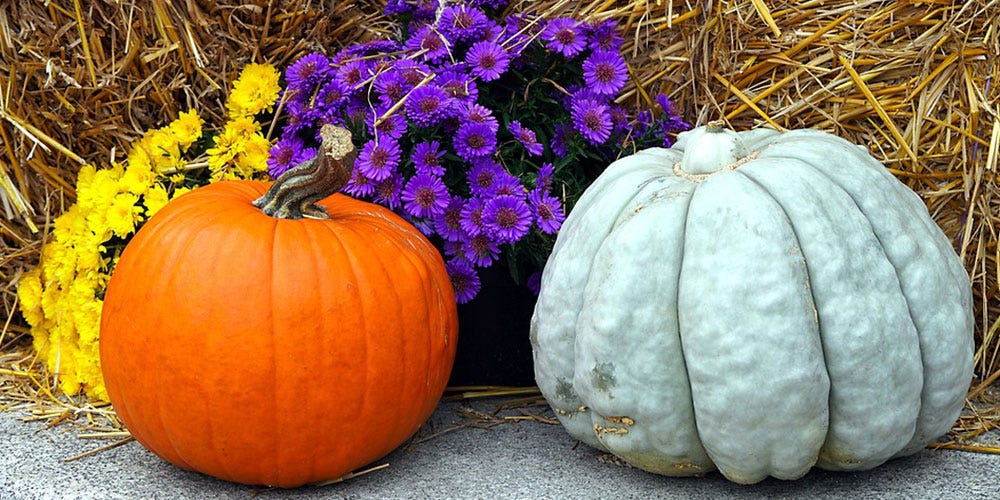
[106,192,143,238]
[226,63,280,119]
[143,182,170,217]
[16,269,44,327]
[77,168,120,214]
[168,109,204,149]
[73,233,107,276]
[52,204,85,245]
[119,156,157,196]
[143,130,184,174]
[207,117,262,180]
[171,186,192,200]
[42,239,76,291]
[236,132,272,176]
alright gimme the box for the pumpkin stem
[677,123,749,177]
[253,124,355,220]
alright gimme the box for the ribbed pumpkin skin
[531,126,974,484]
[100,181,457,488]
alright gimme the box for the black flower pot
[449,263,538,387]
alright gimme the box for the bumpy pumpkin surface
[101,180,457,487]
[531,124,973,484]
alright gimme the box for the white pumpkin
[530,123,974,484]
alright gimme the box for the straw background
[2,1,999,442]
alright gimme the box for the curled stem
[253,125,355,220]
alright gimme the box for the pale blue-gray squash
[530,124,974,484]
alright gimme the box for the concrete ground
[2,396,999,499]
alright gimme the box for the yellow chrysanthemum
[106,192,143,238]
[143,183,170,217]
[226,63,281,119]
[168,109,204,149]
[77,168,120,214]
[119,156,157,196]
[143,130,184,174]
[16,268,44,327]
[171,186,193,200]
[207,117,262,180]
[235,131,271,176]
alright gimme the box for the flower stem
[252,124,355,220]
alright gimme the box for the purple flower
[466,40,510,82]
[459,102,499,132]
[374,71,410,104]
[443,239,467,261]
[466,159,502,196]
[463,232,500,267]
[373,174,404,209]
[434,196,467,242]
[383,0,410,16]
[395,60,432,87]
[409,216,437,238]
[471,0,509,9]
[438,70,478,104]
[654,93,691,146]
[405,85,453,127]
[501,17,536,55]
[316,80,349,119]
[536,163,555,191]
[635,109,655,135]
[492,170,526,198]
[402,173,449,219]
[357,139,401,181]
[526,271,542,295]
[454,121,497,161]
[460,197,486,236]
[335,59,370,88]
[483,195,532,244]
[406,26,450,63]
[344,169,376,198]
[369,108,408,140]
[610,105,630,134]
[588,19,624,51]
[440,5,489,43]
[413,141,446,176]
[267,136,313,178]
[285,52,331,90]
[412,0,439,21]
[529,188,565,234]
[571,97,612,145]
[656,93,677,116]
[338,40,399,60]
[508,121,544,156]
[551,124,570,157]
[447,259,481,304]
[543,18,587,58]
[583,50,628,96]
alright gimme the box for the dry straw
[2,0,999,452]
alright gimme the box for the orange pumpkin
[100,126,458,487]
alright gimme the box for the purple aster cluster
[269,2,689,303]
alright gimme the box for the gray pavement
[2,397,999,499]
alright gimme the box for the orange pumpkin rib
[321,214,425,471]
